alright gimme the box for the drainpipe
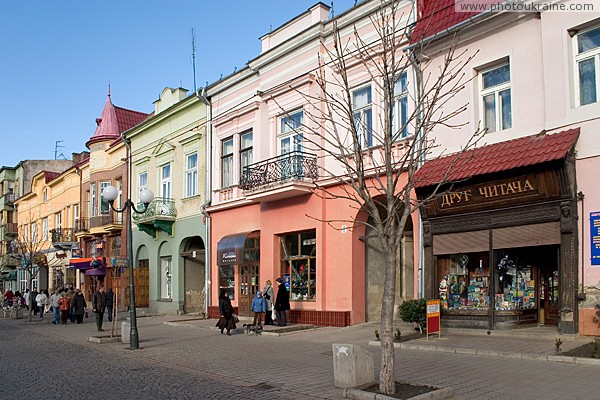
[577,191,586,302]
[196,88,212,315]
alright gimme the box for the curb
[88,335,122,344]
[344,386,454,400]
[367,341,600,366]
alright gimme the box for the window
[160,256,172,299]
[480,63,511,132]
[221,138,234,188]
[160,164,171,199]
[280,230,317,301]
[392,71,409,139]
[279,111,304,178]
[438,252,490,310]
[219,265,235,300]
[55,212,62,230]
[28,223,34,242]
[240,131,253,177]
[42,188,48,201]
[99,181,111,215]
[115,179,123,222]
[42,218,48,241]
[576,26,600,106]
[185,153,198,197]
[73,204,80,229]
[138,172,148,202]
[352,85,373,147]
[90,183,96,217]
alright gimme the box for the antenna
[191,27,197,92]
[54,140,67,160]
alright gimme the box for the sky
[0,0,356,167]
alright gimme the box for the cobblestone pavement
[2,315,600,400]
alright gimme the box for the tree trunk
[379,242,398,395]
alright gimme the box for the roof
[411,0,499,44]
[86,89,149,148]
[43,171,60,183]
[414,129,580,189]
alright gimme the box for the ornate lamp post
[101,184,154,350]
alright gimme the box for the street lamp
[101,184,154,350]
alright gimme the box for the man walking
[92,286,107,332]
[50,289,61,324]
[105,287,115,322]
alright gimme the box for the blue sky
[0,0,356,167]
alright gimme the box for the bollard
[332,343,375,389]
[121,320,130,344]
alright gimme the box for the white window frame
[392,71,410,140]
[42,218,48,241]
[240,131,253,178]
[221,138,234,188]
[479,63,511,133]
[90,183,96,217]
[73,204,80,229]
[160,164,171,199]
[115,179,123,222]
[574,26,600,106]
[160,256,172,299]
[55,212,62,230]
[99,181,111,215]
[138,172,148,202]
[185,152,198,198]
[42,188,48,202]
[352,85,373,147]
[279,111,303,155]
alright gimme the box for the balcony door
[160,164,171,199]
[279,111,304,178]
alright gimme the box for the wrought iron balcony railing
[239,151,318,191]
[89,213,123,229]
[74,218,89,233]
[132,198,177,224]
[50,228,76,244]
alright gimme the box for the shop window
[494,251,536,311]
[280,230,317,301]
[575,26,600,106]
[438,252,490,310]
[160,256,172,299]
[219,265,235,300]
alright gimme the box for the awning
[217,231,257,265]
[85,267,106,276]
[69,258,94,269]
[0,271,17,281]
[414,128,580,189]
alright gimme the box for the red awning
[414,129,580,189]
[69,258,93,269]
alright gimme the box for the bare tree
[11,216,55,322]
[269,1,483,394]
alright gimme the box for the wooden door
[540,269,559,326]
[238,264,259,316]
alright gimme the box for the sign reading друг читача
[591,212,600,266]
[440,178,536,208]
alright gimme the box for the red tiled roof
[411,0,502,44]
[414,129,580,188]
[43,171,60,183]
[114,105,149,133]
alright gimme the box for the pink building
[412,0,600,335]
[206,1,418,326]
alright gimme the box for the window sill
[181,194,201,201]
[157,298,173,302]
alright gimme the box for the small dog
[243,324,263,336]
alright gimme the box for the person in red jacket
[58,291,71,325]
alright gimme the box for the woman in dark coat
[71,289,87,324]
[215,289,236,335]
[274,277,290,326]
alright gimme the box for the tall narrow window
[221,138,234,188]
[576,26,600,106]
[160,256,172,299]
[160,164,171,199]
[352,85,373,147]
[138,172,148,202]
[55,212,62,230]
[115,179,123,222]
[185,153,198,197]
[42,188,48,201]
[480,63,511,133]
[392,71,409,139]
[279,111,304,178]
[42,218,48,241]
[240,131,253,177]
[90,183,96,217]
[99,181,111,215]
[73,204,80,229]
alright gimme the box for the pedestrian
[35,289,48,320]
[3,288,14,307]
[251,290,266,326]
[23,288,30,309]
[30,288,39,315]
[262,280,274,325]
[50,289,61,324]
[66,286,76,322]
[105,287,115,322]
[274,277,290,326]
[215,289,236,335]
[92,285,107,332]
[71,289,87,324]
[58,292,71,324]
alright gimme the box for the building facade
[127,87,208,315]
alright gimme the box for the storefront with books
[415,129,581,334]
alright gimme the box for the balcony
[50,228,77,249]
[132,198,177,236]
[74,218,92,239]
[0,254,19,268]
[239,151,318,202]
[2,222,18,239]
[3,193,16,205]
[89,212,124,235]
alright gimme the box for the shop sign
[591,212,600,266]
[112,257,128,268]
[221,251,236,265]
[426,299,441,340]
[440,178,536,209]
[71,248,82,258]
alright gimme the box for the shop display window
[438,252,489,310]
[280,230,317,301]
[218,265,235,300]
[495,252,536,310]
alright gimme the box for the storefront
[415,129,581,334]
